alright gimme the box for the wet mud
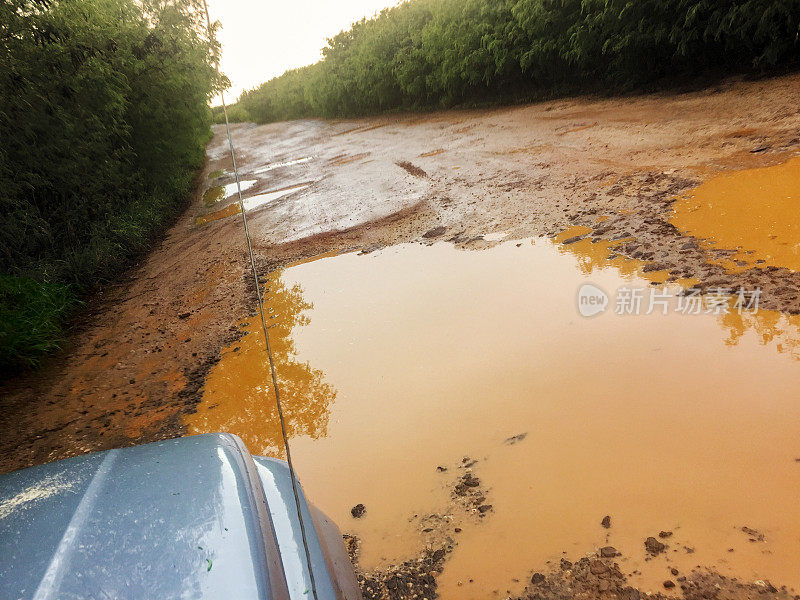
[2,73,800,599]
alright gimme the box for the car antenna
[200,4,320,600]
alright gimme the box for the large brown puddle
[186,237,800,597]
[672,156,800,272]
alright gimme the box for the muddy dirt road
[2,73,800,598]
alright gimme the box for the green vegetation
[235,0,800,122]
[211,103,250,124]
[0,0,218,371]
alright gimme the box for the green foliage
[0,275,76,369]
[0,0,218,371]
[211,103,251,124]
[233,0,800,122]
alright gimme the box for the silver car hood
[0,433,289,600]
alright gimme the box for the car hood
[0,433,287,600]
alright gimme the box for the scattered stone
[504,432,528,445]
[621,587,640,600]
[505,552,792,600]
[601,515,611,529]
[351,503,366,519]
[462,474,480,487]
[600,546,618,558]
[659,530,673,538]
[645,536,667,555]
[741,526,766,541]
[422,226,447,239]
[589,559,609,576]
[671,568,679,576]
[178,312,191,319]
[562,235,585,245]
[436,465,447,472]
[478,504,493,514]
[759,581,779,593]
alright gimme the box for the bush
[0,276,76,369]
[232,0,800,122]
[0,0,218,371]
[212,103,251,124]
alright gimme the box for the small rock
[621,587,640,600]
[671,568,679,576]
[422,226,447,239]
[600,546,618,558]
[589,559,609,576]
[562,235,585,245]
[436,465,447,472]
[504,433,528,445]
[741,526,765,541]
[663,580,675,589]
[601,515,611,529]
[645,537,667,555]
[477,504,493,513]
[178,312,191,319]
[750,144,770,153]
[531,573,545,585]
[350,504,366,518]
[659,531,673,538]
[560,558,572,570]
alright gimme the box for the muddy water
[195,183,313,225]
[672,156,800,272]
[186,238,800,597]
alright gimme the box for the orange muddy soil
[2,73,800,599]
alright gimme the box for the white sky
[206,0,402,102]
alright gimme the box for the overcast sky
[206,0,402,102]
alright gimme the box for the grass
[0,275,77,371]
